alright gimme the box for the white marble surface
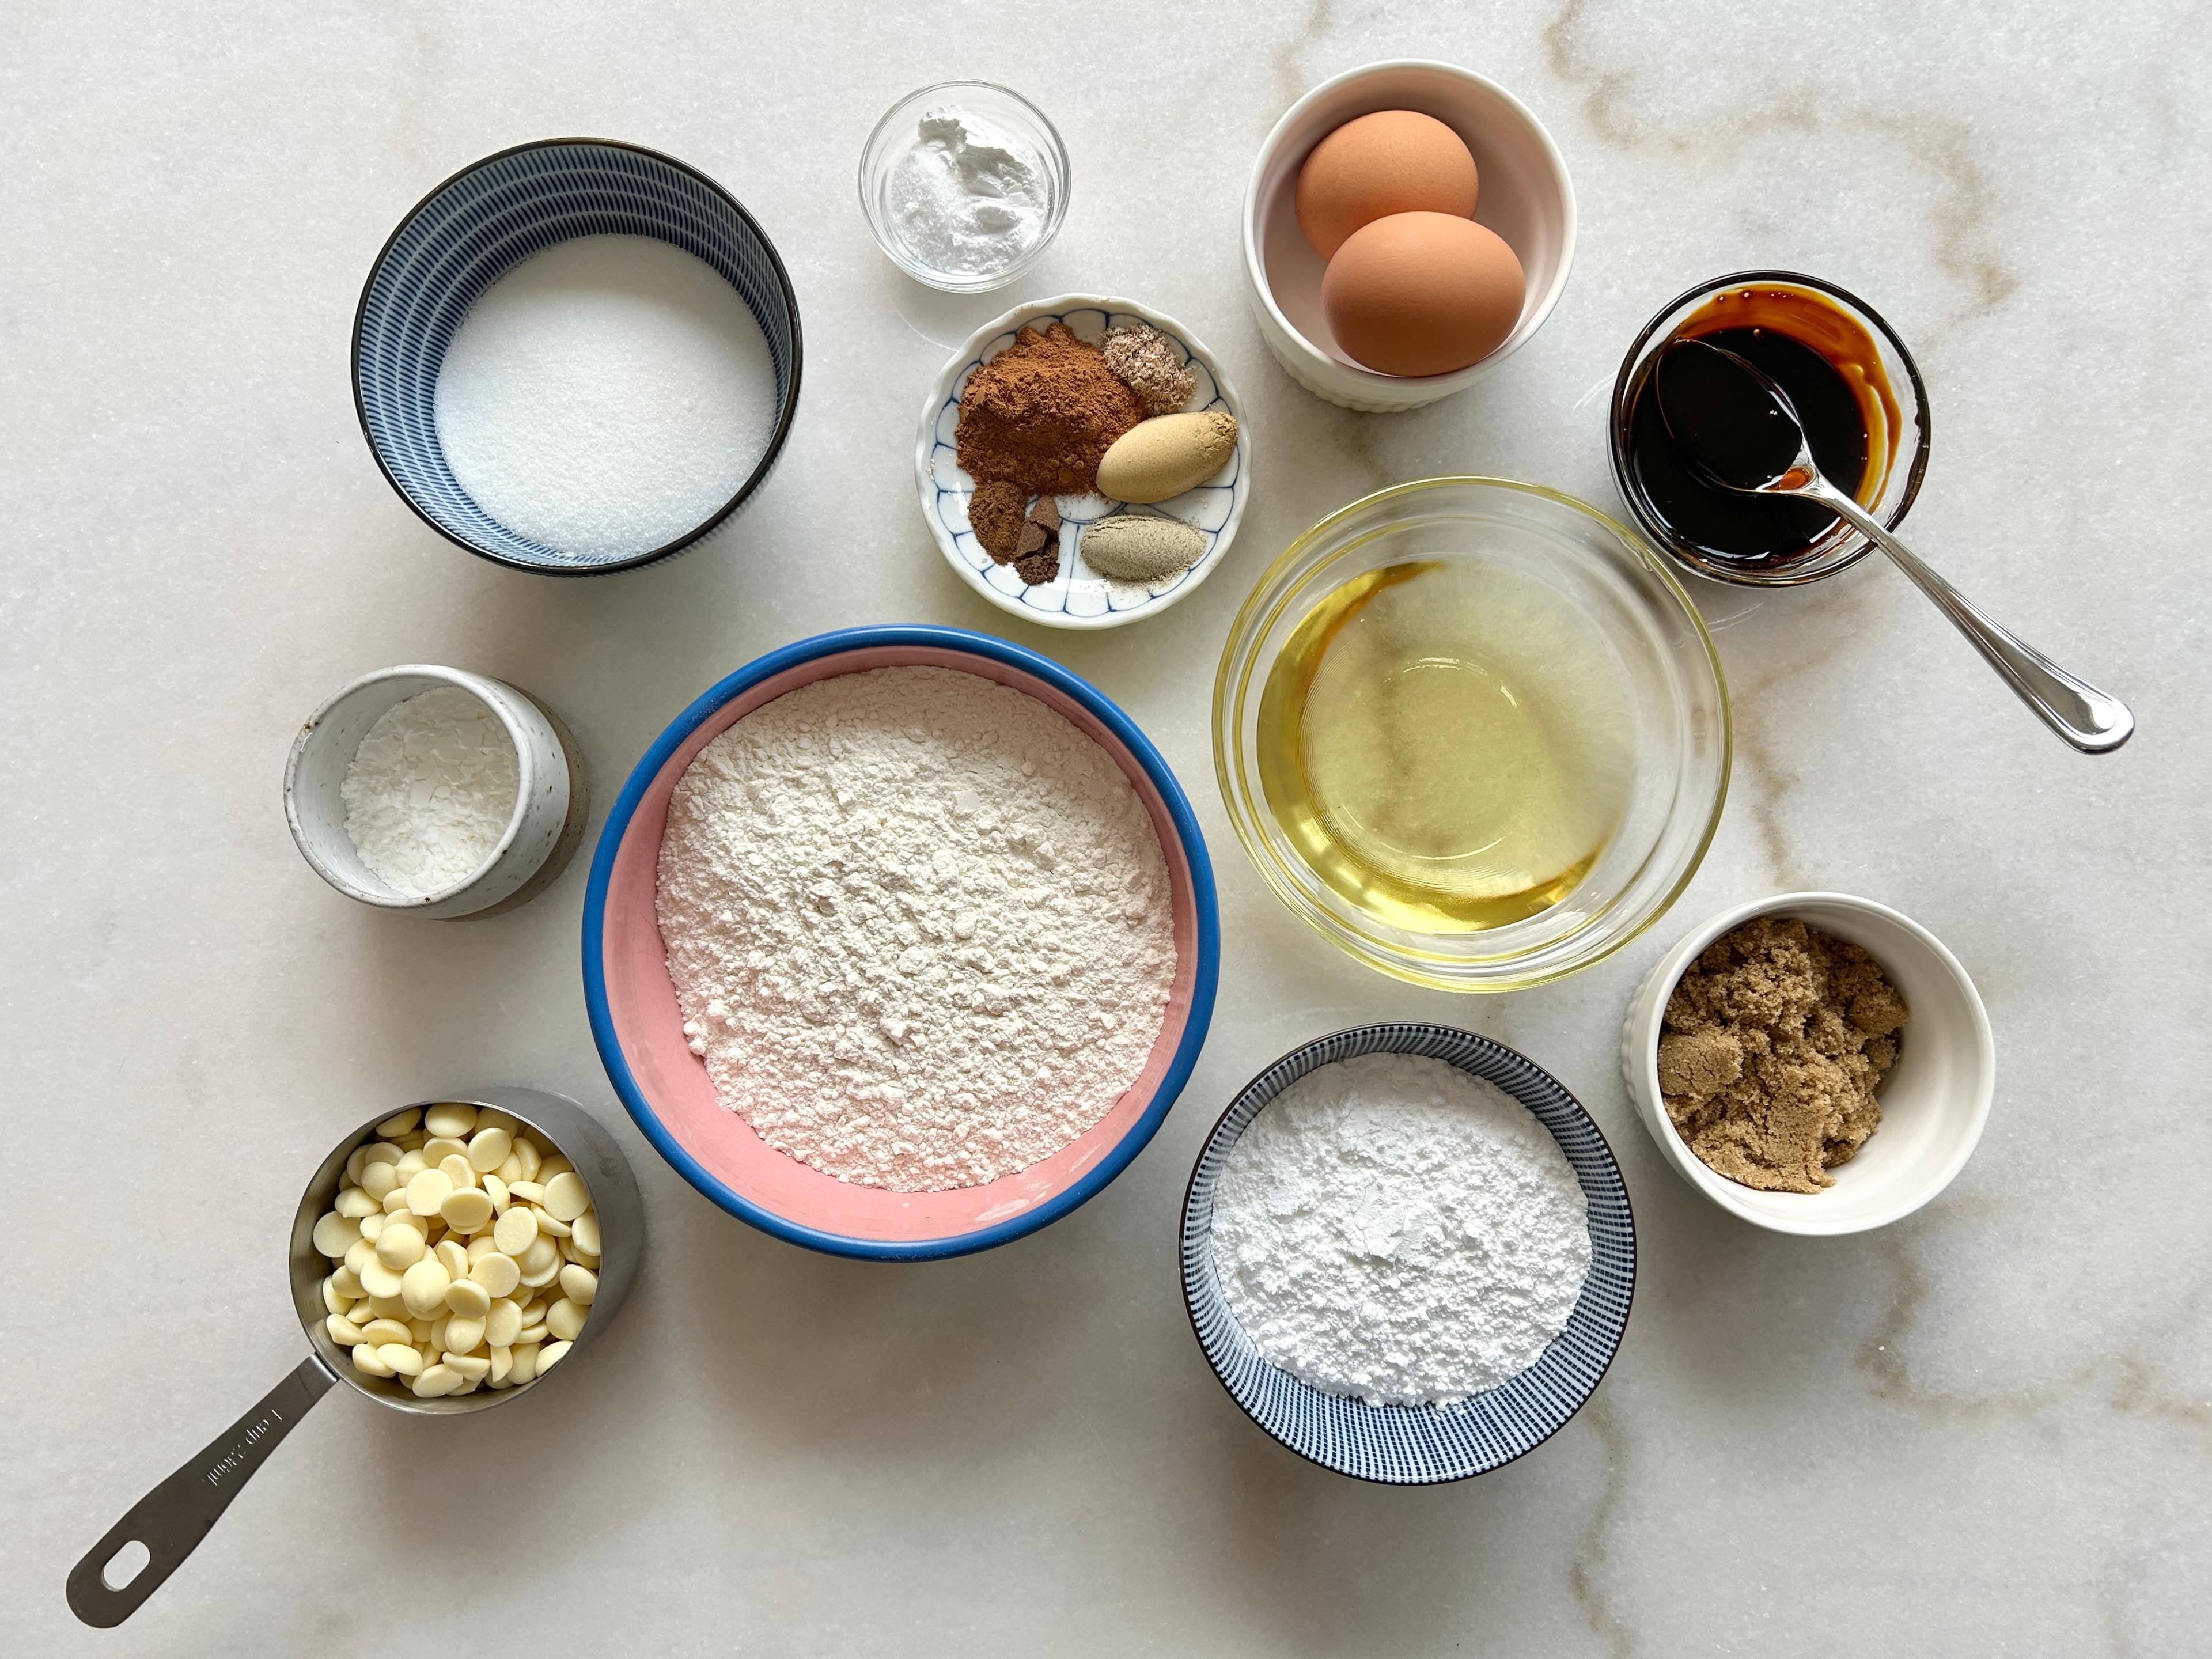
[6,2,2206,1653]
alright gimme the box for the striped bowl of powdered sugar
[1180,1023,1635,1483]
[353,138,801,575]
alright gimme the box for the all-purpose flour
[656,666,1177,1192]
[1211,1054,1592,1406]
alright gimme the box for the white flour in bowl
[656,665,1177,1192]
[1211,1053,1592,1406]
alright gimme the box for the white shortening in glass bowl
[916,294,1251,631]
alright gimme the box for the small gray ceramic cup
[285,664,588,919]
[67,1088,643,1627]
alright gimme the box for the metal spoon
[1653,337,2133,753]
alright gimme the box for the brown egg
[1321,213,1526,378]
[1296,110,1479,259]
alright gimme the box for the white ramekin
[1242,60,1577,412]
[1620,892,1995,1235]
[284,664,587,920]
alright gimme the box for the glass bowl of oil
[1214,477,1730,991]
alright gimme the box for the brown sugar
[1657,915,1908,1194]
[956,323,1144,496]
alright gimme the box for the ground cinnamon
[957,323,1143,495]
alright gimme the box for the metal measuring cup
[67,1088,643,1627]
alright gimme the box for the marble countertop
[6,2,2205,1653]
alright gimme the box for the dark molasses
[1622,285,1900,570]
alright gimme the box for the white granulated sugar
[656,666,1177,1192]
[1211,1053,1592,1406]
[340,686,519,897]
[888,109,1046,278]
[433,234,777,559]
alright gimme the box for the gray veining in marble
[5,1,2206,1654]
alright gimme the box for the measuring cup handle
[67,1354,338,1627]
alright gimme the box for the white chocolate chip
[471,1252,521,1299]
[353,1344,395,1378]
[311,1212,357,1257]
[379,1343,425,1377]
[492,1207,538,1256]
[405,1169,453,1218]
[326,1314,364,1346]
[558,1265,597,1306]
[537,1340,573,1374]
[541,1172,590,1223]
[441,1188,494,1234]
[546,1299,585,1342]
[484,1299,521,1348]
[412,1363,461,1398]
[400,1258,451,1318]
[424,1103,478,1138]
[468,1127,513,1173]
[570,1212,600,1257]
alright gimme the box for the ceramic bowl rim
[581,623,1223,1260]
[915,292,1252,630]
[1179,1021,1636,1484]
[283,662,542,910]
[350,135,805,578]
[1628,890,1995,1234]
[1239,58,1579,390]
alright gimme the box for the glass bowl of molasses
[1610,271,1930,587]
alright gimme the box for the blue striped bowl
[1181,1023,1635,1483]
[352,138,802,575]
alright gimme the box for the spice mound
[655,666,1177,1192]
[1658,916,1908,1193]
[1211,1053,1591,1407]
[957,323,1143,497]
[1100,323,1196,416]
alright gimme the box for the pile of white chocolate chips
[308,1103,603,1399]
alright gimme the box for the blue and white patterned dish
[1181,1023,1636,1483]
[916,295,1251,629]
[353,138,802,576]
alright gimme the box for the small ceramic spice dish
[285,665,589,920]
[1620,892,1995,1236]
[916,294,1251,630]
[1181,1023,1634,1484]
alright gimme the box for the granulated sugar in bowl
[585,626,1219,1260]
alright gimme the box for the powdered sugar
[654,666,1176,1192]
[340,686,519,896]
[1211,1053,1592,1406]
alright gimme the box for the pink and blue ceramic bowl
[584,626,1220,1259]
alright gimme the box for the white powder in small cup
[433,234,778,559]
[341,687,520,897]
[1210,1052,1592,1406]
[655,665,1177,1192]
[887,110,1047,279]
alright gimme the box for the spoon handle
[1808,485,2135,753]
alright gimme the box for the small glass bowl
[1609,269,1930,587]
[1213,478,1730,993]
[857,82,1069,294]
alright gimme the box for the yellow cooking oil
[1256,558,1634,933]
